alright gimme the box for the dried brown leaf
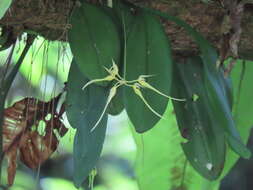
[5,141,18,186]
[20,115,66,169]
[2,94,67,185]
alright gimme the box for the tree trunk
[1,0,253,60]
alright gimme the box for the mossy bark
[1,0,253,60]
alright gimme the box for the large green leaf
[172,57,226,180]
[0,0,12,19]
[68,2,121,85]
[66,60,108,187]
[218,61,253,182]
[141,8,250,158]
[124,10,172,133]
[73,120,107,187]
[131,103,220,190]
[203,69,250,158]
[66,59,109,129]
[231,61,253,154]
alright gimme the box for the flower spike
[90,83,120,132]
[82,61,120,90]
[137,76,185,101]
[132,83,164,119]
[82,75,115,90]
[104,59,119,77]
[89,169,97,189]
[124,74,155,83]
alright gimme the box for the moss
[0,0,253,59]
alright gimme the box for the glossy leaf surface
[124,10,172,133]
[66,60,108,187]
[218,61,253,181]
[147,9,250,158]
[172,57,226,180]
[68,2,121,85]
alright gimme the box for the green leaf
[218,60,253,181]
[0,0,12,19]
[172,57,226,180]
[66,59,110,129]
[68,2,121,85]
[131,103,220,190]
[204,70,250,158]
[142,8,250,158]
[232,61,253,149]
[73,120,107,187]
[124,10,172,133]
[66,60,108,187]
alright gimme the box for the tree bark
[1,0,253,60]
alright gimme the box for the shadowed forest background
[1,0,253,190]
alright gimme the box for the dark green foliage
[68,2,121,86]
[204,70,250,158]
[172,57,226,180]
[0,0,253,188]
[64,0,251,186]
[221,74,233,109]
[66,60,109,187]
[146,8,250,158]
[124,10,172,133]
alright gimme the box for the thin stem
[0,34,36,183]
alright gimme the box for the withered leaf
[2,95,67,186]
[19,116,66,169]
